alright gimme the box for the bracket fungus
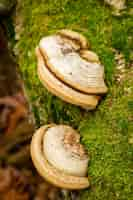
[30,124,90,189]
[36,29,108,109]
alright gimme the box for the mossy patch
[17,0,133,199]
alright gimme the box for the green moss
[17,0,133,199]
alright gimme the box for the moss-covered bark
[16,0,133,199]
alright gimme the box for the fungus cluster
[31,30,108,189]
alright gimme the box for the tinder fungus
[30,124,90,189]
[36,29,108,109]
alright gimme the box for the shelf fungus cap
[36,30,108,109]
[38,29,108,95]
[30,124,90,189]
